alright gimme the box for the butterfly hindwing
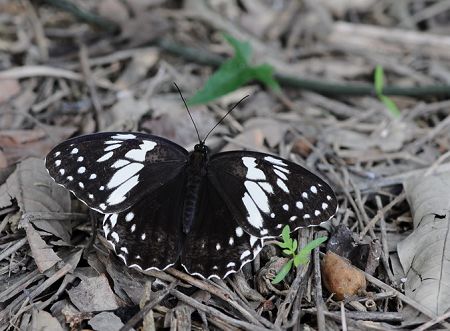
[103,171,186,271]
[208,151,338,238]
[181,178,264,279]
[46,132,188,213]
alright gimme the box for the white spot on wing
[78,167,86,174]
[283,204,289,211]
[107,163,144,188]
[97,152,113,162]
[315,210,321,216]
[67,176,73,181]
[125,141,156,162]
[120,247,128,254]
[273,164,289,174]
[111,232,119,242]
[89,174,97,180]
[258,182,274,194]
[277,178,289,193]
[112,133,136,140]
[59,169,65,175]
[227,262,236,268]
[125,212,134,222]
[216,243,221,250]
[70,148,78,154]
[311,185,318,194]
[322,202,328,210]
[240,250,251,260]
[235,227,244,237]
[55,160,61,166]
[296,201,303,209]
[110,214,118,227]
[229,237,234,245]
[107,175,139,205]
[141,233,146,240]
[290,216,297,221]
[245,181,269,213]
[242,192,264,228]
[105,144,121,151]
[130,224,136,232]
[249,235,258,247]
[274,169,287,180]
[77,156,84,162]
[54,151,60,157]
[112,159,130,168]
[78,182,84,189]
[264,156,287,166]
[242,157,266,180]
[302,192,308,199]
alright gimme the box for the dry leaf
[68,274,119,312]
[0,157,70,212]
[30,309,64,331]
[25,223,61,272]
[0,125,77,168]
[88,312,126,331]
[322,251,366,300]
[398,171,450,314]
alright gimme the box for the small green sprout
[187,34,280,105]
[272,225,327,284]
[374,65,401,119]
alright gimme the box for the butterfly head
[194,142,209,155]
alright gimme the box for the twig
[42,0,118,32]
[171,289,274,331]
[119,281,178,331]
[313,232,326,331]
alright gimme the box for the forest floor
[1,1,450,330]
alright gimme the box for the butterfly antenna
[202,95,249,143]
[174,82,202,144]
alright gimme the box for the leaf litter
[1,0,450,330]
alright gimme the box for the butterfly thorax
[182,143,209,234]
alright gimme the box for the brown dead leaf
[322,251,366,300]
[0,125,77,168]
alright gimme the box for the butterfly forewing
[103,172,186,271]
[181,179,264,279]
[46,132,188,213]
[208,151,338,238]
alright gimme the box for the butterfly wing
[46,132,188,214]
[208,151,338,238]
[103,171,186,271]
[181,179,264,279]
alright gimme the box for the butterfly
[45,91,337,279]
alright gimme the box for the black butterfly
[45,130,337,279]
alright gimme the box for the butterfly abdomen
[182,148,208,234]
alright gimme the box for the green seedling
[187,34,280,105]
[374,65,401,118]
[272,225,327,284]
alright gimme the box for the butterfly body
[183,143,209,233]
[46,131,337,279]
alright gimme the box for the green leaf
[223,33,251,64]
[249,64,280,91]
[300,236,328,254]
[283,249,293,255]
[292,239,298,252]
[187,34,280,105]
[293,253,309,267]
[271,259,293,284]
[281,225,291,243]
[380,95,401,118]
[374,65,384,96]
[276,241,292,249]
